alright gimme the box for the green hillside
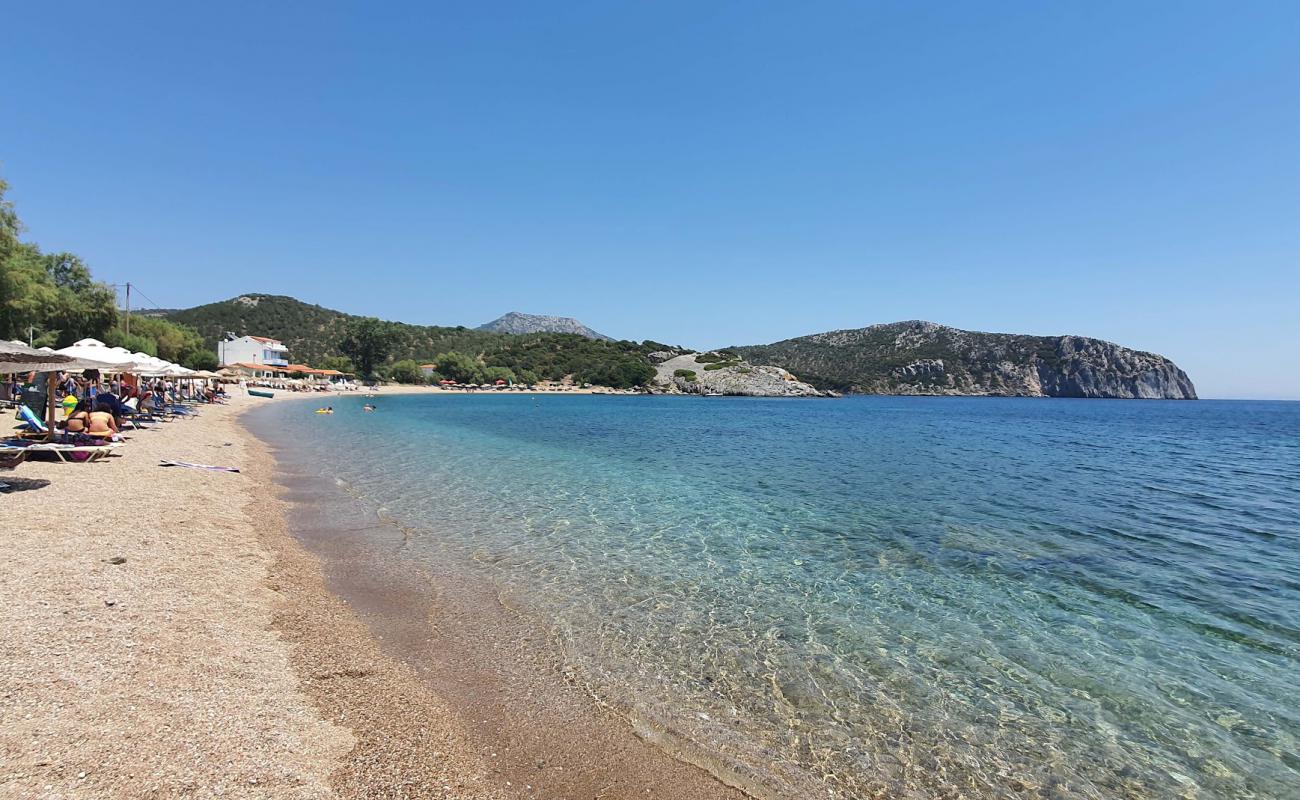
[165,294,669,387]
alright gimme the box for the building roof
[229,362,282,372]
[419,364,438,369]
[225,362,350,377]
[247,336,284,345]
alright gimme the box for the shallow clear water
[254,395,1300,799]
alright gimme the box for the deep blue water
[255,395,1300,799]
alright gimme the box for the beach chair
[0,448,26,470]
[1,440,119,463]
[16,405,47,433]
[0,447,23,489]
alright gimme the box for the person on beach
[93,392,128,421]
[64,398,119,437]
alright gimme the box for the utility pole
[124,282,131,336]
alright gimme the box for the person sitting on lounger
[93,392,129,423]
[65,399,119,438]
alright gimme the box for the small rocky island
[647,351,835,397]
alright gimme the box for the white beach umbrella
[1,340,114,374]
[55,340,141,372]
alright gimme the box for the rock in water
[733,321,1196,399]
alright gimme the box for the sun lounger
[17,405,47,433]
[0,448,26,470]
[1,441,120,463]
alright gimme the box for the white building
[219,335,290,367]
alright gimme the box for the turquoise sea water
[253,395,1300,798]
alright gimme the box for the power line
[108,282,165,312]
[129,284,163,311]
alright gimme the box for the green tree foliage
[0,179,120,345]
[182,350,220,371]
[318,355,355,373]
[0,178,211,360]
[107,315,204,360]
[387,359,425,384]
[432,351,482,384]
[482,366,516,384]
[339,317,399,379]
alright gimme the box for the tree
[182,349,220,371]
[433,350,482,384]
[0,179,118,345]
[483,365,516,384]
[0,178,18,261]
[319,355,355,373]
[387,359,424,384]
[339,317,398,379]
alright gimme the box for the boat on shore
[248,389,274,398]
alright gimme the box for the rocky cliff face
[650,353,835,397]
[477,311,611,340]
[734,321,1196,399]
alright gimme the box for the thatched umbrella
[1,341,116,439]
[0,340,78,374]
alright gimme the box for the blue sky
[3,2,1297,399]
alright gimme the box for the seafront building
[218,335,290,368]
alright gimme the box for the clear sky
[3,2,1297,399]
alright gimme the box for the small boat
[248,389,274,398]
[704,392,725,397]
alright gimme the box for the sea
[249,394,1300,799]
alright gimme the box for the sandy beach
[0,392,744,799]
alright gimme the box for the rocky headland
[734,321,1197,399]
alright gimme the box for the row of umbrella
[2,337,217,378]
[3,338,225,440]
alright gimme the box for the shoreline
[243,394,754,799]
[0,395,352,798]
[0,392,750,798]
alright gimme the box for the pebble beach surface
[0,392,505,799]
[1,387,745,800]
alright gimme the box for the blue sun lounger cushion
[19,405,47,433]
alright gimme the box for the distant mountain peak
[477,311,612,340]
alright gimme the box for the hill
[733,321,1196,399]
[477,311,611,340]
[164,294,666,388]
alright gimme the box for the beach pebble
[107,556,127,565]
[104,600,117,607]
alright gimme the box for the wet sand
[250,400,751,800]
